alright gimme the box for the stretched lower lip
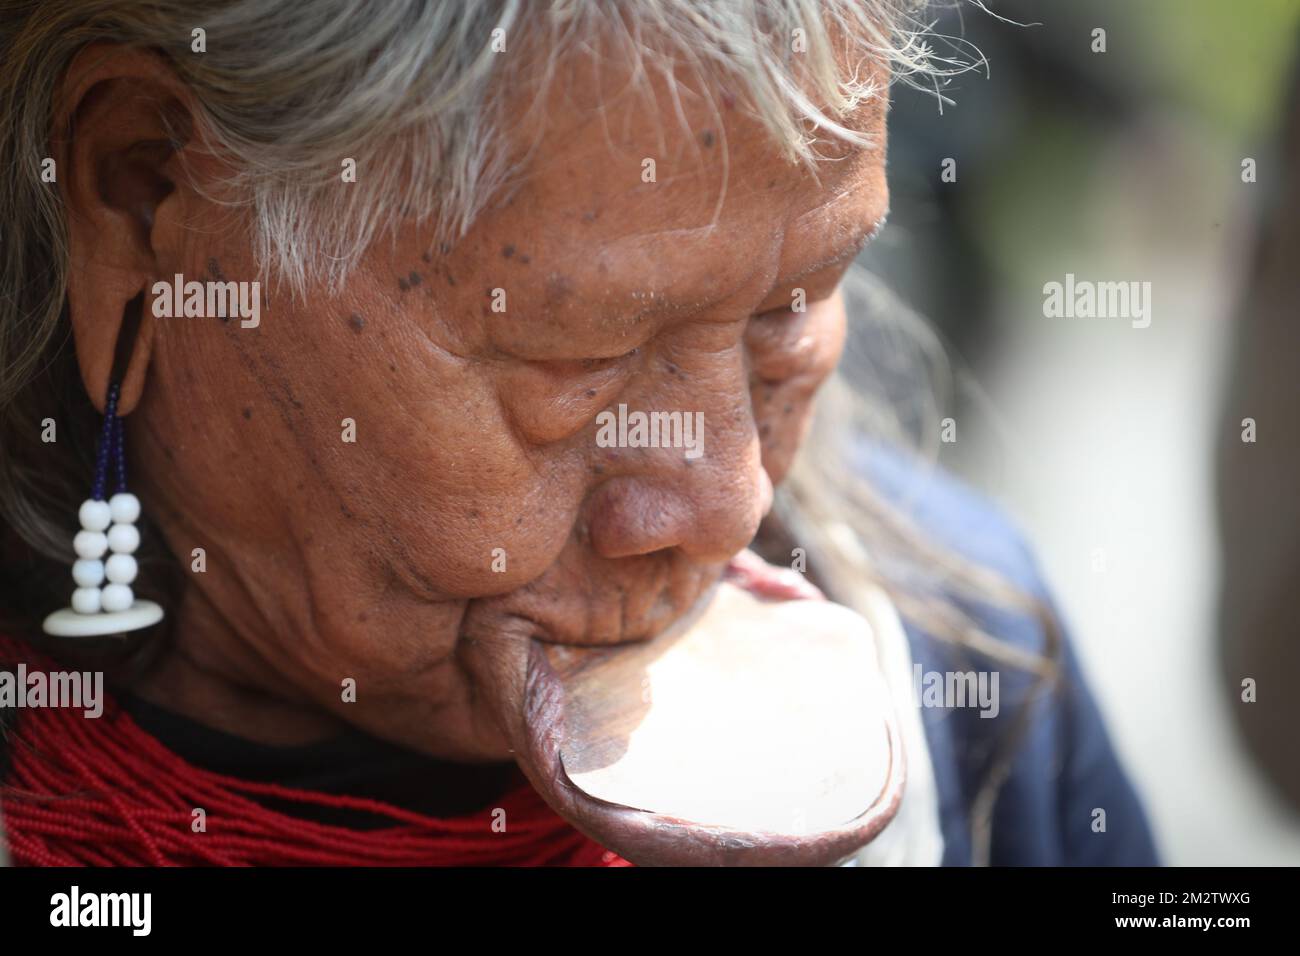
[495,581,907,866]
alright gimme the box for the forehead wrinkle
[485,186,885,357]
[485,150,883,356]
[487,220,782,355]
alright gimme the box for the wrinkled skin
[57,40,889,768]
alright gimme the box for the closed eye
[752,305,799,321]
[530,346,640,378]
[498,351,637,444]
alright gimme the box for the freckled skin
[122,48,890,762]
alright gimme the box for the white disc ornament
[43,600,163,637]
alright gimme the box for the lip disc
[542,581,904,864]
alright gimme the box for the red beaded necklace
[0,638,628,867]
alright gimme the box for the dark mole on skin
[242,407,252,420]
[347,313,365,333]
[545,273,573,306]
[502,244,515,259]
[398,276,410,292]
[421,251,433,263]
[204,259,232,322]
[409,271,422,286]
[700,129,714,148]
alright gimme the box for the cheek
[250,280,590,599]
[745,290,847,483]
[356,356,592,597]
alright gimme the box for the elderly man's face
[132,54,888,761]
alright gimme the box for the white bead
[72,558,105,587]
[105,553,138,585]
[71,586,102,615]
[73,529,108,559]
[101,583,134,613]
[78,498,112,532]
[109,492,141,525]
[107,523,140,555]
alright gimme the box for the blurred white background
[863,0,1300,864]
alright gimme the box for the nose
[584,396,773,564]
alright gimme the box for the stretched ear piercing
[42,382,164,637]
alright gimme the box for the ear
[54,43,198,415]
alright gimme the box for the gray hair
[0,0,948,561]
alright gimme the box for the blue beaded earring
[42,382,164,637]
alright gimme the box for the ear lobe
[55,44,194,416]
